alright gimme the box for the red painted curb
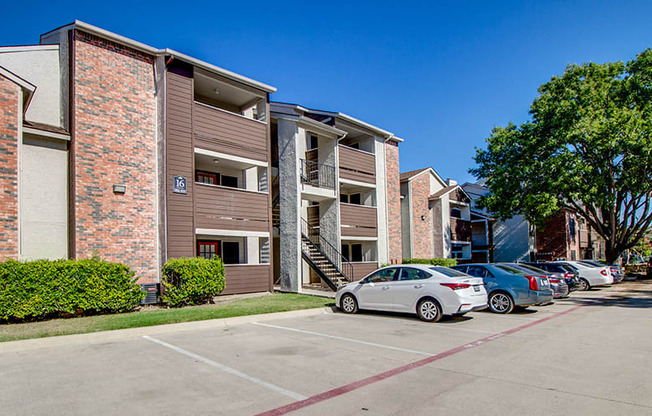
[256,303,588,416]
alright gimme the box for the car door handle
[414,284,424,289]
[382,286,390,290]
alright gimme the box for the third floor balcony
[338,145,376,184]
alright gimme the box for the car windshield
[430,266,468,277]
[578,261,599,267]
[559,264,578,272]
[495,264,529,276]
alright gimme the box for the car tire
[579,278,591,291]
[489,291,514,314]
[340,294,358,314]
[417,298,442,322]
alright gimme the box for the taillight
[440,283,471,290]
[549,278,559,283]
[526,275,538,291]
[564,272,574,279]
[600,269,608,276]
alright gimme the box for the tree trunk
[604,240,621,264]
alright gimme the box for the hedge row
[161,257,225,307]
[402,258,458,267]
[0,259,143,322]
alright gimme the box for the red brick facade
[410,172,433,259]
[0,76,20,260]
[385,141,402,264]
[536,210,580,261]
[71,31,158,282]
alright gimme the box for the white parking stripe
[332,313,497,334]
[252,323,435,356]
[142,335,307,401]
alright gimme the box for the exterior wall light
[113,184,126,194]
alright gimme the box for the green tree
[472,49,652,263]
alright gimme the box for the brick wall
[0,76,19,260]
[410,172,433,258]
[536,211,570,260]
[71,30,158,282]
[385,141,402,264]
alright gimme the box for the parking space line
[252,323,435,356]
[255,303,587,416]
[332,313,497,334]
[142,336,307,401]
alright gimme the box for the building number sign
[173,176,187,194]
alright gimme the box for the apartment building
[399,168,476,261]
[463,180,534,262]
[270,103,402,292]
[0,21,275,294]
[535,209,606,261]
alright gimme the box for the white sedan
[556,261,613,290]
[335,264,487,322]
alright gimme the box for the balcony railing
[300,159,336,189]
[338,145,376,184]
[340,203,378,237]
[451,217,472,242]
[194,183,269,232]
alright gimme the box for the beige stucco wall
[20,135,68,260]
[0,45,62,128]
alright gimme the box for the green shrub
[0,259,144,322]
[161,257,225,307]
[402,258,458,267]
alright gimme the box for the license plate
[473,285,480,292]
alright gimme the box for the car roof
[379,264,436,271]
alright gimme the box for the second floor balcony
[194,183,269,232]
[340,203,377,237]
[451,217,472,242]
[300,159,336,189]
[338,145,376,184]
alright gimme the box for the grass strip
[0,293,334,343]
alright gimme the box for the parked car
[505,263,569,298]
[578,260,624,283]
[450,264,553,314]
[336,265,487,322]
[553,261,613,290]
[525,262,581,291]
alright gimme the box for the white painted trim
[22,126,70,141]
[43,21,276,93]
[17,89,23,259]
[338,177,377,189]
[195,228,270,238]
[194,147,268,168]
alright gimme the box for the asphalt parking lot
[1,281,651,416]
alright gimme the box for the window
[340,193,361,205]
[196,171,219,185]
[450,208,462,218]
[430,266,468,277]
[222,241,240,264]
[221,175,238,188]
[466,266,489,278]
[197,241,220,260]
[349,142,360,149]
[341,243,363,262]
[366,268,398,283]
[307,134,318,150]
[399,268,430,281]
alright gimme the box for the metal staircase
[300,218,353,290]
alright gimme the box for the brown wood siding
[194,184,269,232]
[338,145,376,184]
[222,264,272,295]
[166,72,196,258]
[351,262,379,281]
[340,204,377,237]
[194,102,268,162]
[450,218,472,242]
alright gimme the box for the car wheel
[579,278,590,291]
[417,298,442,322]
[489,292,514,314]
[340,294,358,314]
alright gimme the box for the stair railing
[300,218,353,282]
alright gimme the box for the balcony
[193,102,268,163]
[340,204,377,237]
[450,217,472,242]
[338,145,375,184]
[350,262,379,281]
[300,159,336,189]
[194,183,269,232]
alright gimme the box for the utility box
[140,283,160,305]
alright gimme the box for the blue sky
[3,1,652,183]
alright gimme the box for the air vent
[140,283,160,305]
